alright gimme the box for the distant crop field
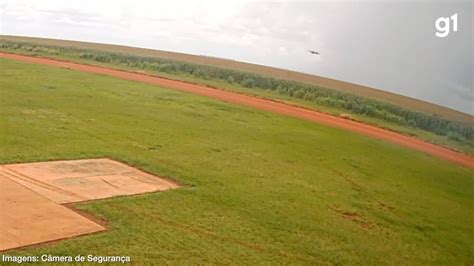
[1,35,472,155]
[0,35,471,124]
[1,58,472,264]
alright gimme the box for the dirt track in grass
[1,52,473,169]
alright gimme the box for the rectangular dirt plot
[0,177,105,251]
[0,158,180,203]
[0,158,180,251]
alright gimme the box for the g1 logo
[435,13,458,38]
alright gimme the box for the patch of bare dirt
[0,158,180,251]
[330,206,376,230]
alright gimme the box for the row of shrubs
[1,41,472,142]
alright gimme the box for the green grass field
[1,58,473,265]
[2,38,472,155]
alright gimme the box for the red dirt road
[2,52,473,169]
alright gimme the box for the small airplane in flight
[308,50,320,55]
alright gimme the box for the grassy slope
[1,39,472,155]
[150,73,474,154]
[1,59,472,265]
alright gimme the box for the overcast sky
[0,0,472,114]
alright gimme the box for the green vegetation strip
[0,59,472,265]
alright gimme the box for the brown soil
[330,207,375,230]
[1,158,179,204]
[0,176,105,251]
[0,158,180,251]
[1,52,472,169]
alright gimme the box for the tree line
[1,41,472,142]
